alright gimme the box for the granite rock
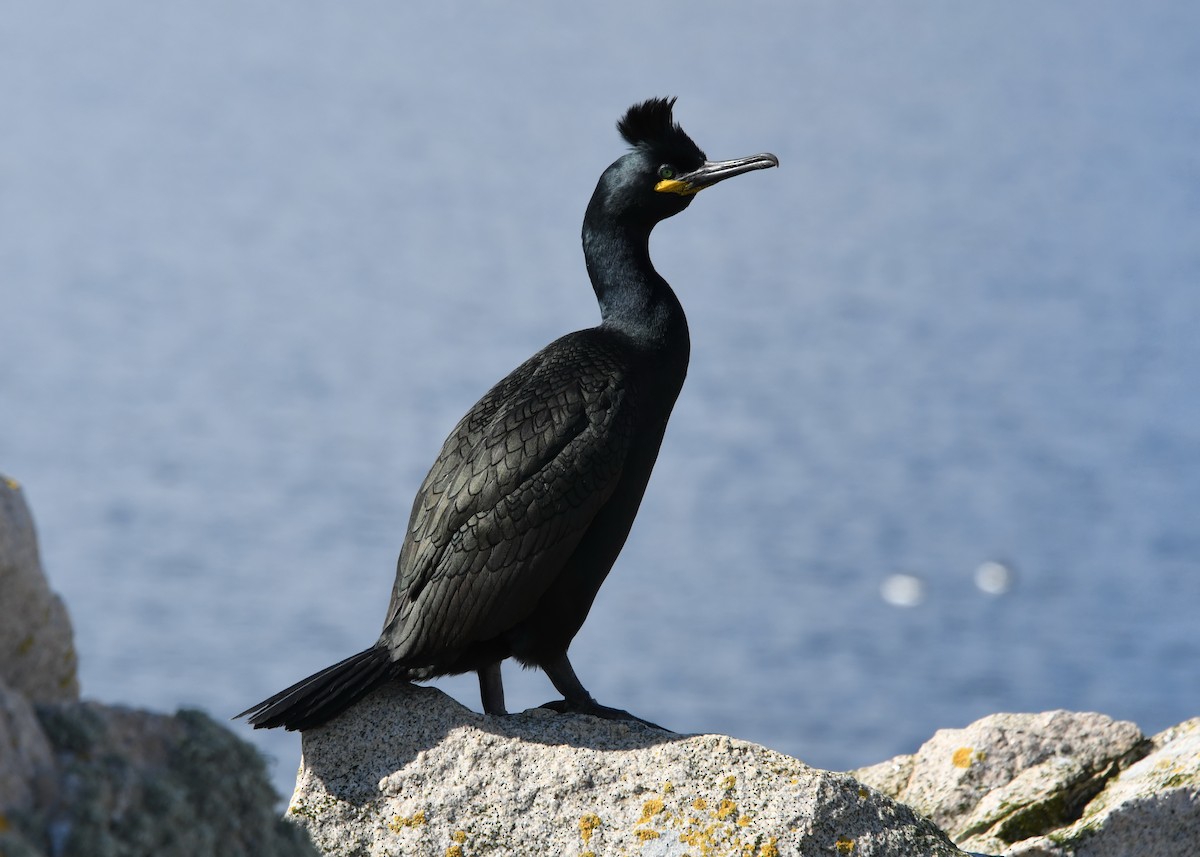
[1,700,319,857]
[854,710,1199,856]
[0,678,54,816]
[1007,717,1200,857]
[0,472,318,857]
[0,475,79,704]
[287,682,966,857]
[4,475,1196,857]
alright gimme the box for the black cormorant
[237,97,777,731]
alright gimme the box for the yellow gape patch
[654,178,700,195]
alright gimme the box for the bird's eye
[657,165,675,180]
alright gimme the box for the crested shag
[237,97,778,731]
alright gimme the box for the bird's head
[590,97,779,228]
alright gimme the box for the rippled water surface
[3,2,1198,797]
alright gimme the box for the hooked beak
[655,153,780,196]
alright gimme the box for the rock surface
[0,476,79,704]
[0,678,54,815]
[0,471,317,857]
[288,682,965,857]
[1007,718,1200,857]
[4,474,1197,856]
[0,702,319,857]
[854,710,1199,856]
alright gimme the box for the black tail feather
[235,646,396,731]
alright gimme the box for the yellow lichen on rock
[595,772,801,857]
[835,835,856,853]
[952,747,987,768]
[387,810,426,831]
[679,824,718,852]
[579,813,601,843]
[638,797,665,823]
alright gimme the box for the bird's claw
[539,699,670,732]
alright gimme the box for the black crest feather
[617,97,706,166]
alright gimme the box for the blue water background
[3,2,1198,797]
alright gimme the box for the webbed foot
[539,698,669,731]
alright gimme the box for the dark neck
[581,214,689,353]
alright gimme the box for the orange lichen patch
[858,787,869,799]
[638,797,665,823]
[579,813,601,843]
[835,836,856,853]
[445,847,463,857]
[736,815,752,827]
[3,477,20,490]
[952,747,986,768]
[0,813,10,832]
[722,775,737,791]
[663,781,675,794]
[387,810,426,831]
[692,797,708,811]
[635,828,661,841]
[759,837,780,857]
[716,798,738,820]
[451,830,467,843]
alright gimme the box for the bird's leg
[478,662,507,716]
[539,652,669,731]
